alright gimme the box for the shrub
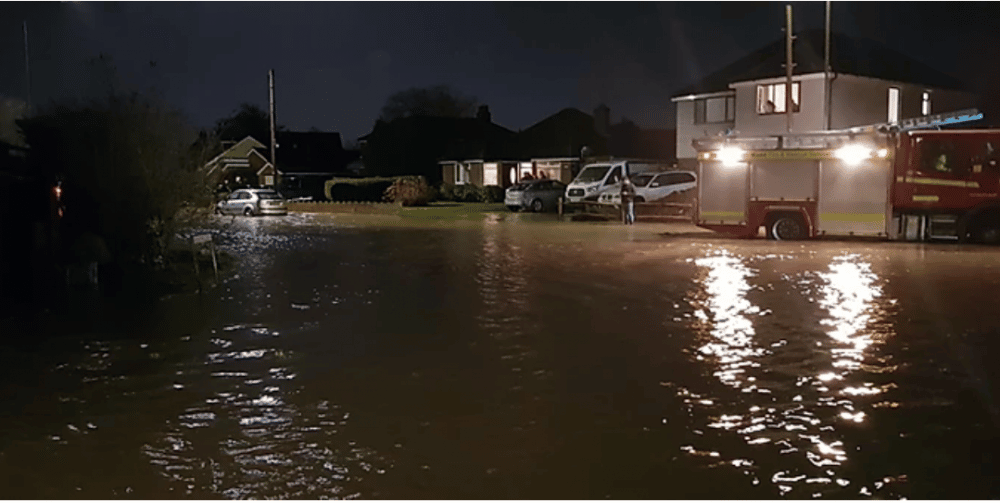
[481,185,504,203]
[383,176,435,206]
[453,184,482,202]
[324,177,397,202]
[436,183,456,202]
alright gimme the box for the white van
[564,161,661,204]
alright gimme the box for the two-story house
[671,30,979,171]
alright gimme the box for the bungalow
[671,29,979,171]
[203,136,275,189]
[440,105,679,187]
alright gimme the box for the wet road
[1,212,999,498]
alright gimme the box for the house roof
[204,136,266,169]
[673,29,967,97]
[268,131,358,174]
[439,117,519,160]
[515,108,608,158]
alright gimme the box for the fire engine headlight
[717,146,745,166]
[835,144,872,166]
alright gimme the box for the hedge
[324,177,399,202]
[436,183,504,203]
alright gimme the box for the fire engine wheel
[973,217,1000,244]
[770,215,806,241]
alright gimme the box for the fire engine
[693,109,1000,243]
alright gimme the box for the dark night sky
[2,2,999,144]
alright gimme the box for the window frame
[694,95,735,124]
[888,87,900,123]
[756,82,801,115]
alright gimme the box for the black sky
[2,2,999,144]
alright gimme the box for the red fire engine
[693,109,1000,242]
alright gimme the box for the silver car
[599,171,697,205]
[505,179,568,212]
[215,188,288,216]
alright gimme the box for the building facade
[671,30,980,171]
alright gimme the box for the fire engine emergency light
[834,144,881,166]
[716,146,745,167]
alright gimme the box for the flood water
[1,212,999,499]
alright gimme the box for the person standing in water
[620,177,636,225]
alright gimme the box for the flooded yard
[1,210,998,498]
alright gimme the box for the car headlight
[587,186,597,193]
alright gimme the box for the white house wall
[676,73,979,165]
[731,74,827,135]
[828,74,978,129]
[675,99,734,168]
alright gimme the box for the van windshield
[574,165,611,183]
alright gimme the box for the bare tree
[379,85,478,121]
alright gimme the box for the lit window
[756,82,800,114]
[922,92,931,116]
[888,87,900,123]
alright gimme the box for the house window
[756,82,800,114]
[694,96,735,124]
[922,92,931,116]
[483,163,498,186]
[888,87,900,123]
[455,163,471,184]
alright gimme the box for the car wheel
[770,215,806,240]
[214,207,223,215]
[634,196,645,203]
[531,199,544,212]
[243,206,255,217]
[506,205,520,212]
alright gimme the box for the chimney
[477,104,492,123]
[594,104,610,137]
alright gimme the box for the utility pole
[23,21,31,115]
[824,0,832,130]
[785,5,794,132]
[269,69,277,177]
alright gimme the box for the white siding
[731,74,827,135]
[675,98,734,163]
[828,74,978,129]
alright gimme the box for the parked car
[505,179,568,212]
[598,171,697,205]
[564,161,663,203]
[215,188,288,216]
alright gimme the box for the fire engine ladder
[693,109,984,152]
[842,108,983,134]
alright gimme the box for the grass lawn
[287,201,510,219]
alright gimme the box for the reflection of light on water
[685,250,893,497]
[693,252,765,390]
[143,325,391,497]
